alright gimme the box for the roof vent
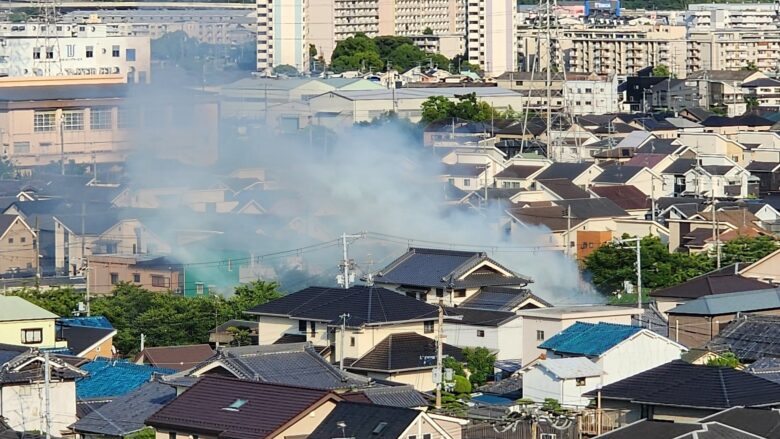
[222,399,248,412]
[372,422,388,434]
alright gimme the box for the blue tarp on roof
[58,316,114,329]
[77,359,174,399]
[539,322,642,357]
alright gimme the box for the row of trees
[420,93,521,124]
[584,235,778,295]
[12,280,282,355]
[329,34,452,74]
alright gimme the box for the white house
[521,357,603,408]
[443,308,522,361]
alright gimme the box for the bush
[452,375,472,394]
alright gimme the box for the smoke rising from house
[119,78,600,305]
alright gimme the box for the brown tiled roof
[494,165,543,179]
[137,344,215,372]
[145,375,339,439]
[590,185,650,210]
[537,179,591,200]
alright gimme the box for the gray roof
[326,87,522,101]
[459,287,551,311]
[0,296,57,322]
[636,138,683,155]
[669,288,780,316]
[192,343,370,390]
[555,198,630,219]
[536,357,603,379]
[688,70,759,82]
[537,179,591,199]
[71,381,176,436]
[661,158,697,174]
[707,315,780,362]
[535,162,594,180]
[308,402,420,439]
[593,165,645,184]
[361,385,428,408]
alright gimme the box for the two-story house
[0,214,38,276]
[0,296,67,349]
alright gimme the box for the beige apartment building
[88,254,182,295]
[517,24,687,78]
[0,214,37,276]
[688,29,780,73]
[466,0,516,77]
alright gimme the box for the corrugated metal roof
[539,322,642,357]
[536,357,603,379]
[668,288,780,316]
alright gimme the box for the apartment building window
[46,47,53,59]
[151,275,167,288]
[62,109,84,131]
[90,107,113,130]
[195,282,204,295]
[13,142,30,154]
[424,321,434,334]
[34,111,56,132]
[133,273,141,283]
[66,44,75,57]
[112,45,120,57]
[126,48,136,61]
[110,273,119,285]
[86,45,94,58]
[21,328,42,344]
[350,337,355,347]
[477,330,485,337]
[33,47,41,59]
[576,377,586,386]
[536,330,545,341]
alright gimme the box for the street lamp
[614,236,642,310]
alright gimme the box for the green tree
[463,347,495,386]
[387,44,427,72]
[126,428,156,439]
[227,326,252,346]
[273,64,299,76]
[421,96,456,123]
[745,96,760,111]
[423,27,434,35]
[652,64,672,77]
[309,44,318,58]
[429,53,451,71]
[444,356,466,377]
[374,36,414,60]
[9,12,28,23]
[742,61,759,72]
[331,51,383,73]
[452,375,472,394]
[10,287,84,316]
[719,235,778,266]
[707,352,741,368]
[228,280,283,317]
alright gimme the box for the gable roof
[583,360,780,410]
[507,198,629,231]
[590,185,650,210]
[625,153,668,168]
[0,296,58,322]
[668,288,780,316]
[307,401,421,439]
[539,322,643,357]
[146,375,338,439]
[555,197,630,219]
[701,407,780,439]
[661,158,697,175]
[593,165,646,184]
[444,307,518,327]
[59,326,116,357]
[636,138,683,155]
[348,333,464,372]
[535,162,594,180]
[459,287,551,311]
[359,385,429,408]
[77,359,175,400]
[494,165,543,179]
[137,344,215,372]
[535,357,603,379]
[650,271,773,300]
[707,315,780,363]
[71,381,177,436]
[372,247,530,289]
[702,115,773,128]
[246,285,439,326]
[537,178,591,200]
[596,419,701,439]
[192,343,370,390]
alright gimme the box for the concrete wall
[89,256,182,295]
[597,332,684,385]
[0,218,37,275]
[1,380,77,435]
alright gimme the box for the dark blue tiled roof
[77,359,174,399]
[539,322,642,356]
[58,316,114,329]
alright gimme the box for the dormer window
[223,399,248,412]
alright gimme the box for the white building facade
[466,0,515,77]
[256,0,308,73]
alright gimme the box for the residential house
[668,208,770,254]
[0,296,65,349]
[667,288,780,347]
[76,359,175,404]
[71,381,177,439]
[589,186,651,219]
[345,332,464,391]
[341,385,430,409]
[679,156,757,199]
[146,376,343,439]
[0,215,37,277]
[687,70,767,117]
[510,178,592,204]
[308,401,460,439]
[493,164,547,190]
[88,255,183,295]
[442,164,489,191]
[518,306,642,363]
[583,360,780,423]
[676,132,749,165]
[747,160,780,194]
[739,248,780,284]
[0,345,86,435]
[134,344,215,372]
[706,314,780,363]
[650,266,774,315]
[183,343,371,391]
[521,357,603,408]
[700,114,774,135]
[372,247,533,307]
[56,316,117,359]
[591,165,666,198]
[533,162,605,187]
[529,322,684,394]
[443,308,521,361]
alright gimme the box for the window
[309,321,316,334]
[151,275,167,288]
[46,47,53,59]
[110,272,119,285]
[132,273,141,283]
[112,45,120,57]
[20,237,25,243]
[86,46,94,58]
[477,330,485,337]
[195,282,204,295]
[455,289,466,298]
[34,111,55,132]
[39,142,52,149]
[298,320,307,332]
[7,238,13,244]
[62,109,84,131]
[408,436,417,439]
[424,321,434,334]
[423,435,431,439]
[536,330,545,341]
[350,337,355,347]
[126,48,136,61]
[33,47,41,59]
[13,142,30,154]
[168,433,175,439]
[576,377,586,386]
[21,328,42,344]
[66,44,75,57]
[463,178,471,187]
[90,107,113,130]
[435,288,444,297]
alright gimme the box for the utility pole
[563,205,572,257]
[616,237,642,310]
[338,233,363,289]
[545,0,553,160]
[710,181,721,268]
[339,313,350,371]
[44,350,51,439]
[34,216,41,291]
[435,299,444,409]
[140,333,146,352]
[85,255,91,316]
[59,113,65,176]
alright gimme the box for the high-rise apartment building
[688,29,780,73]
[686,3,780,30]
[466,0,516,77]
[256,0,308,74]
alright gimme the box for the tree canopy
[330,34,450,73]
[651,64,672,78]
[463,347,496,386]
[421,93,516,124]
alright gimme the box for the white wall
[522,367,597,408]
[1,381,77,435]
[597,331,684,385]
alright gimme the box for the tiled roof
[707,315,780,362]
[246,285,439,326]
[0,348,85,384]
[445,307,518,327]
[459,287,551,311]
[535,357,602,379]
[584,360,780,410]
[537,179,591,200]
[650,271,772,300]
[348,332,464,372]
[372,247,530,289]
[590,185,650,210]
[593,165,645,184]
[308,402,420,439]
[192,343,370,390]
[702,165,735,176]
[594,420,705,439]
[702,115,773,128]
[636,139,682,155]
[71,381,176,436]
[701,407,780,439]
[668,288,780,316]
[59,326,116,357]
[137,344,215,372]
[539,322,642,356]
[661,158,697,174]
[146,375,337,439]
[443,164,484,177]
[555,197,630,219]
[494,165,543,179]
[746,161,780,172]
[77,359,175,399]
[625,153,667,168]
[535,162,594,180]
[361,385,429,408]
